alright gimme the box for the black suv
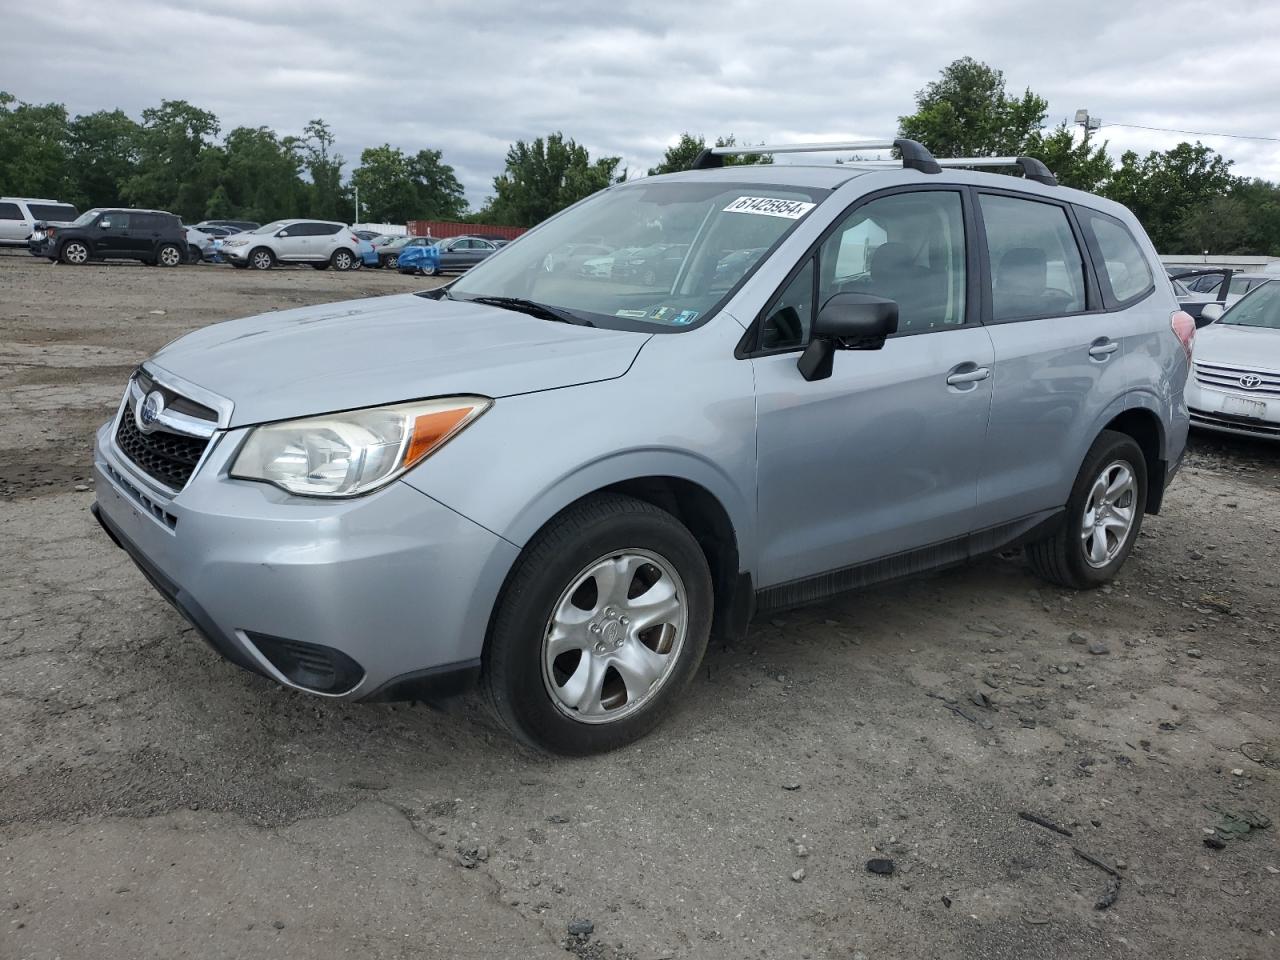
[29,208,188,267]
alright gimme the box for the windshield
[72,208,103,226]
[449,180,829,330]
[253,220,288,235]
[1221,280,1278,329]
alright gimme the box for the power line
[1099,121,1280,143]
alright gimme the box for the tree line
[2,62,1278,252]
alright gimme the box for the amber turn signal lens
[404,405,483,466]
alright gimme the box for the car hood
[149,293,650,427]
[1195,322,1280,370]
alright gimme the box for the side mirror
[1199,302,1224,323]
[276,230,289,237]
[98,220,111,229]
[797,293,899,382]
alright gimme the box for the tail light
[1171,310,1196,361]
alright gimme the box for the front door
[752,188,994,588]
[94,212,132,257]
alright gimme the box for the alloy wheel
[1081,460,1137,568]
[541,549,688,724]
[65,243,88,264]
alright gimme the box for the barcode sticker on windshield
[723,196,815,219]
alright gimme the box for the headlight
[230,396,490,497]
[223,239,249,247]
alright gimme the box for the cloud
[4,0,1278,205]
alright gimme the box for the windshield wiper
[467,296,595,327]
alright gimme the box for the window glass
[1081,210,1153,302]
[820,191,967,332]
[981,195,1086,321]
[761,258,814,350]
[0,202,24,220]
[1221,280,1278,328]
[29,203,77,222]
[1228,277,1262,296]
[100,213,129,229]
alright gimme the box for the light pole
[1074,109,1102,148]
[353,184,360,227]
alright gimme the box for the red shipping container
[406,220,526,241]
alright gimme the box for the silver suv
[91,139,1193,754]
[220,219,362,271]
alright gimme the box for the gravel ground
[2,252,1278,960]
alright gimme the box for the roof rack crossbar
[690,137,941,173]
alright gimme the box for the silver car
[219,219,363,271]
[91,139,1191,754]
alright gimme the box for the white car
[219,219,363,271]
[184,226,215,263]
[1186,280,1280,440]
[0,197,79,246]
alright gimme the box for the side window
[0,202,22,220]
[819,190,967,333]
[1079,209,1154,303]
[980,194,1086,321]
[760,257,815,350]
[100,213,129,230]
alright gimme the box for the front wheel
[59,240,90,265]
[1027,430,1147,589]
[331,249,355,271]
[483,494,712,755]
[420,261,438,276]
[157,243,182,267]
[249,247,274,270]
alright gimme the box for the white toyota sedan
[1186,280,1280,440]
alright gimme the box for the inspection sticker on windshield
[723,196,815,219]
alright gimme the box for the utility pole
[1074,109,1102,148]
[353,185,360,228]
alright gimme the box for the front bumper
[92,418,519,700]
[1185,379,1280,441]
[218,245,250,263]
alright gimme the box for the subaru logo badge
[136,389,165,433]
[1239,374,1262,389]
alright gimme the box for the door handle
[1089,340,1119,360]
[946,366,991,385]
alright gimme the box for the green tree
[300,118,345,220]
[1103,142,1238,250]
[0,92,72,198]
[1022,123,1113,192]
[65,109,141,208]
[350,144,419,223]
[124,100,222,220]
[408,148,467,220]
[647,133,773,175]
[898,57,1048,157]
[487,132,622,227]
[218,125,305,222]
[1175,178,1280,255]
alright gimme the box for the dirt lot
[2,251,1278,960]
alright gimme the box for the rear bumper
[92,419,518,700]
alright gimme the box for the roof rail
[690,138,941,174]
[842,155,1058,186]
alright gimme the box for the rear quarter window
[1079,209,1154,304]
[28,203,77,222]
[0,202,23,220]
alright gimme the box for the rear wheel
[483,494,712,755]
[421,262,438,276]
[249,247,274,270]
[157,243,182,267]
[1027,430,1147,589]
[59,240,90,265]
[187,244,203,264]
[331,248,356,271]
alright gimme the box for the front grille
[1190,409,1280,437]
[1194,361,1280,399]
[115,403,210,490]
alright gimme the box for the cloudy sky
[5,0,1279,207]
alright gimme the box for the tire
[421,262,438,276]
[330,248,355,271]
[231,261,249,270]
[482,494,713,755]
[187,245,204,264]
[249,247,274,270]
[59,240,90,265]
[157,243,182,267]
[384,255,398,269]
[1027,430,1147,589]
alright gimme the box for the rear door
[973,190,1124,525]
[752,187,995,587]
[310,222,343,260]
[0,201,30,243]
[130,214,162,257]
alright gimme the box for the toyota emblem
[1238,374,1263,389]
[136,389,166,433]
